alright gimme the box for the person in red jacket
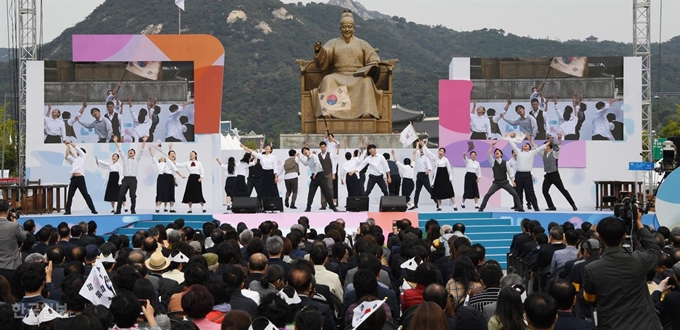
[402,262,438,312]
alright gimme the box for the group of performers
[211,131,577,213]
[44,85,195,144]
[469,82,624,141]
[63,137,207,215]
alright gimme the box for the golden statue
[310,10,383,119]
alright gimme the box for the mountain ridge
[1,0,678,141]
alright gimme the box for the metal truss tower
[15,0,38,185]
[633,0,653,188]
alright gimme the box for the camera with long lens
[614,191,642,251]
[659,140,678,175]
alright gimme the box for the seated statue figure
[311,10,382,119]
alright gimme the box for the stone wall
[471,77,617,101]
[44,81,189,103]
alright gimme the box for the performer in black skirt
[461,151,482,209]
[44,104,66,143]
[177,151,206,213]
[339,151,361,198]
[95,153,126,213]
[217,157,237,211]
[149,147,185,213]
[470,101,491,140]
[234,153,253,197]
[392,149,415,207]
[241,140,279,200]
[422,141,457,211]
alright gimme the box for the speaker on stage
[346,196,369,212]
[379,196,407,212]
[263,197,284,212]
[232,197,258,213]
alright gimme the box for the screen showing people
[43,60,196,144]
[469,93,624,142]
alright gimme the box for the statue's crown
[340,10,354,25]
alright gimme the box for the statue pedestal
[280,133,405,149]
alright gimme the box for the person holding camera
[652,261,680,329]
[582,210,662,330]
[0,199,26,280]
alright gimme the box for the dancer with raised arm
[165,101,191,142]
[298,147,340,212]
[533,133,578,211]
[422,141,457,211]
[234,153,253,198]
[552,93,579,139]
[149,146,185,213]
[177,151,206,213]
[461,151,482,209]
[339,137,362,198]
[95,152,126,213]
[104,89,124,142]
[241,140,280,201]
[509,134,546,212]
[217,157,237,211]
[391,149,415,207]
[499,99,538,139]
[409,142,435,210]
[165,146,182,212]
[127,96,154,142]
[470,101,491,140]
[44,104,66,143]
[113,135,146,214]
[64,142,97,215]
[62,96,87,142]
[355,144,391,197]
[75,107,113,143]
[478,141,522,212]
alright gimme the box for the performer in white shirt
[279,149,303,209]
[241,140,280,200]
[461,151,482,209]
[149,146,185,213]
[164,147,183,212]
[95,152,126,213]
[470,101,492,140]
[113,136,146,214]
[325,132,341,205]
[44,104,67,143]
[298,147,339,212]
[165,101,191,142]
[529,95,548,140]
[354,144,391,197]
[509,134,546,212]
[61,98,87,142]
[127,96,153,142]
[409,143,435,210]
[591,99,621,141]
[313,141,336,209]
[104,90,124,142]
[391,149,415,207]
[478,140,522,212]
[422,141,457,211]
[234,153,254,198]
[63,142,97,215]
[532,133,577,211]
[552,93,578,138]
[339,150,362,198]
[217,157,237,211]
[508,149,534,211]
[177,151,206,213]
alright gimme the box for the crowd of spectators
[0,199,676,330]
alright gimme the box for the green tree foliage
[658,104,680,138]
[0,0,678,146]
[0,105,18,177]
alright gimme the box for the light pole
[1,93,9,178]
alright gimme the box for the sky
[0,0,678,47]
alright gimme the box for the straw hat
[145,252,170,272]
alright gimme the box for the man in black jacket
[652,261,680,329]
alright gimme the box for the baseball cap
[84,244,99,260]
